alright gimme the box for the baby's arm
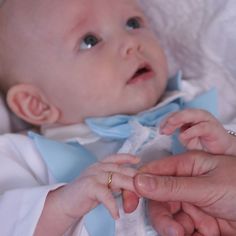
[160,109,236,155]
[34,154,139,236]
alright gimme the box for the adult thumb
[134,173,203,203]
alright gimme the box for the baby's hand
[52,154,139,221]
[160,109,235,154]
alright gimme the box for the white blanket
[140,0,236,126]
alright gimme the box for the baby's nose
[120,35,142,57]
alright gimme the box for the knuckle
[163,176,181,194]
[116,165,123,173]
[198,109,214,120]
[198,218,220,236]
[198,122,208,130]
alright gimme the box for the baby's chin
[80,96,161,119]
[117,99,159,116]
[132,96,161,114]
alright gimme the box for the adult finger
[134,152,219,203]
[217,218,236,235]
[148,200,184,236]
[134,173,212,204]
[148,201,195,235]
[139,151,215,176]
[174,210,195,235]
[182,203,220,236]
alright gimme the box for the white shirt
[0,88,215,236]
[0,119,173,236]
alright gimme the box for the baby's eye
[80,34,101,50]
[126,17,142,30]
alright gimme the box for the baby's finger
[107,172,136,192]
[82,170,136,194]
[160,109,215,135]
[160,111,178,130]
[102,154,140,165]
[95,184,119,219]
[160,112,186,135]
[179,121,220,141]
[85,162,137,178]
[94,171,136,193]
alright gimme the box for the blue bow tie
[85,102,180,140]
[29,132,115,236]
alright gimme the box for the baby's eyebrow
[68,15,88,36]
[64,13,88,48]
[64,15,89,52]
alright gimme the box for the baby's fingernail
[136,174,157,191]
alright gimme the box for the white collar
[41,90,185,144]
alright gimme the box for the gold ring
[107,172,113,189]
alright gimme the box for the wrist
[34,185,78,236]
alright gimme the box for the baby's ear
[6,84,60,125]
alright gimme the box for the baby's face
[2,0,168,123]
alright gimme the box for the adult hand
[133,151,236,235]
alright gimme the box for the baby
[0,0,169,235]
[0,0,236,236]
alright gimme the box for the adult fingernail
[136,174,157,191]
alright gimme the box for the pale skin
[0,0,169,235]
[35,154,140,236]
[123,109,236,235]
[3,0,235,236]
[160,108,236,155]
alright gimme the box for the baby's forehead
[2,0,142,21]
[1,0,142,30]
[0,0,145,48]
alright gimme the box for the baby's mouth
[127,63,153,84]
